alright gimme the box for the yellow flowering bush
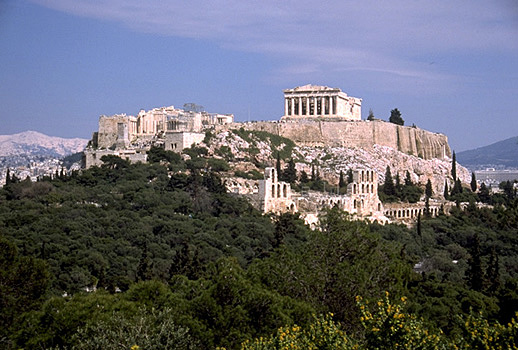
[235,293,518,350]
[455,310,518,349]
[237,314,356,350]
[357,292,448,350]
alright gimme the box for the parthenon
[282,84,362,120]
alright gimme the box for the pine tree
[275,152,281,181]
[479,183,490,203]
[404,171,412,186]
[5,168,10,186]
[311,164,316,181]
[383,166,396,196]
[347,169,353,184]
[367,108,375,121]
[389,108,404,125]
[300,170,309,184]
[416,212,422,242]
[424,196,431,217]
[451,151,457,182]
[443,181,449,200]
[137,243,153,281]
[395,173,401,196]
[467,234,484,291]
[282,159,297,183]
[339,170,345,188]
[471,172,477,192]
[425,179,433,198]
[486,247,500,292]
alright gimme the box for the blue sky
[0,0,517,151]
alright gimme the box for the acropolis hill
[85,84,468,222]
[87,84,451,163]
[220,119,450,160]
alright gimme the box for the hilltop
[457,136,518,170]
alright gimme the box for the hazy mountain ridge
[457,136,518,170]
[0,131,88,157]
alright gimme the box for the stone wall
[164,132,205,152]
[218,120,450,160]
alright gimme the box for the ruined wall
[97,115,138,149]
[219,120,450,160]
[164,132,205,152]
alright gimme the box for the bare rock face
[205,128,467,195]
[296,145,469,194]
[220,119,451,161]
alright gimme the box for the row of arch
[352,183,375,195]
[359,170,375,183]
[271,183,289,199]
[385,207,440,219]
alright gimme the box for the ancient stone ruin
[282,84,362,120]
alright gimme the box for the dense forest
[1,148,518,349]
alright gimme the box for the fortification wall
[218,120,450,160]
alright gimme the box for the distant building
[475,169,518,187]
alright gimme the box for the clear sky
[0,0,517,151]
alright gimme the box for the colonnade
[284,95,337,117]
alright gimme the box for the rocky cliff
[217,119,450,160]
[205,128,468,195]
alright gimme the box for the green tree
[404,171,412,186]
[471,172,477,192]
[389,108,404,125]
[0,237,49,346]
[425,179,433,198]
[367,108,375,121]
[478,183,490,203]
[5,168,11,186]
[275,153,281,181]
[347,169,354,184]
[251,208,412,330]
[382,166,396,197]
[451,151,457,182]
[339,170,346,188]
[486,247,500,293]
[424,196,431,217]
[299,170,309,184]
[467,234,484,292]
[282,159,297,183]
[443,180,449,200]
[72,307,199,350]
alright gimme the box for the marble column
[329,96,334,116]
[298,97,302,115]
[285,98,288,116]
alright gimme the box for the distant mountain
[457,136,518,169]
[0,131,88,158]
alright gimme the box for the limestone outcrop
[205,128,468,195]
[217,119,450,161]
